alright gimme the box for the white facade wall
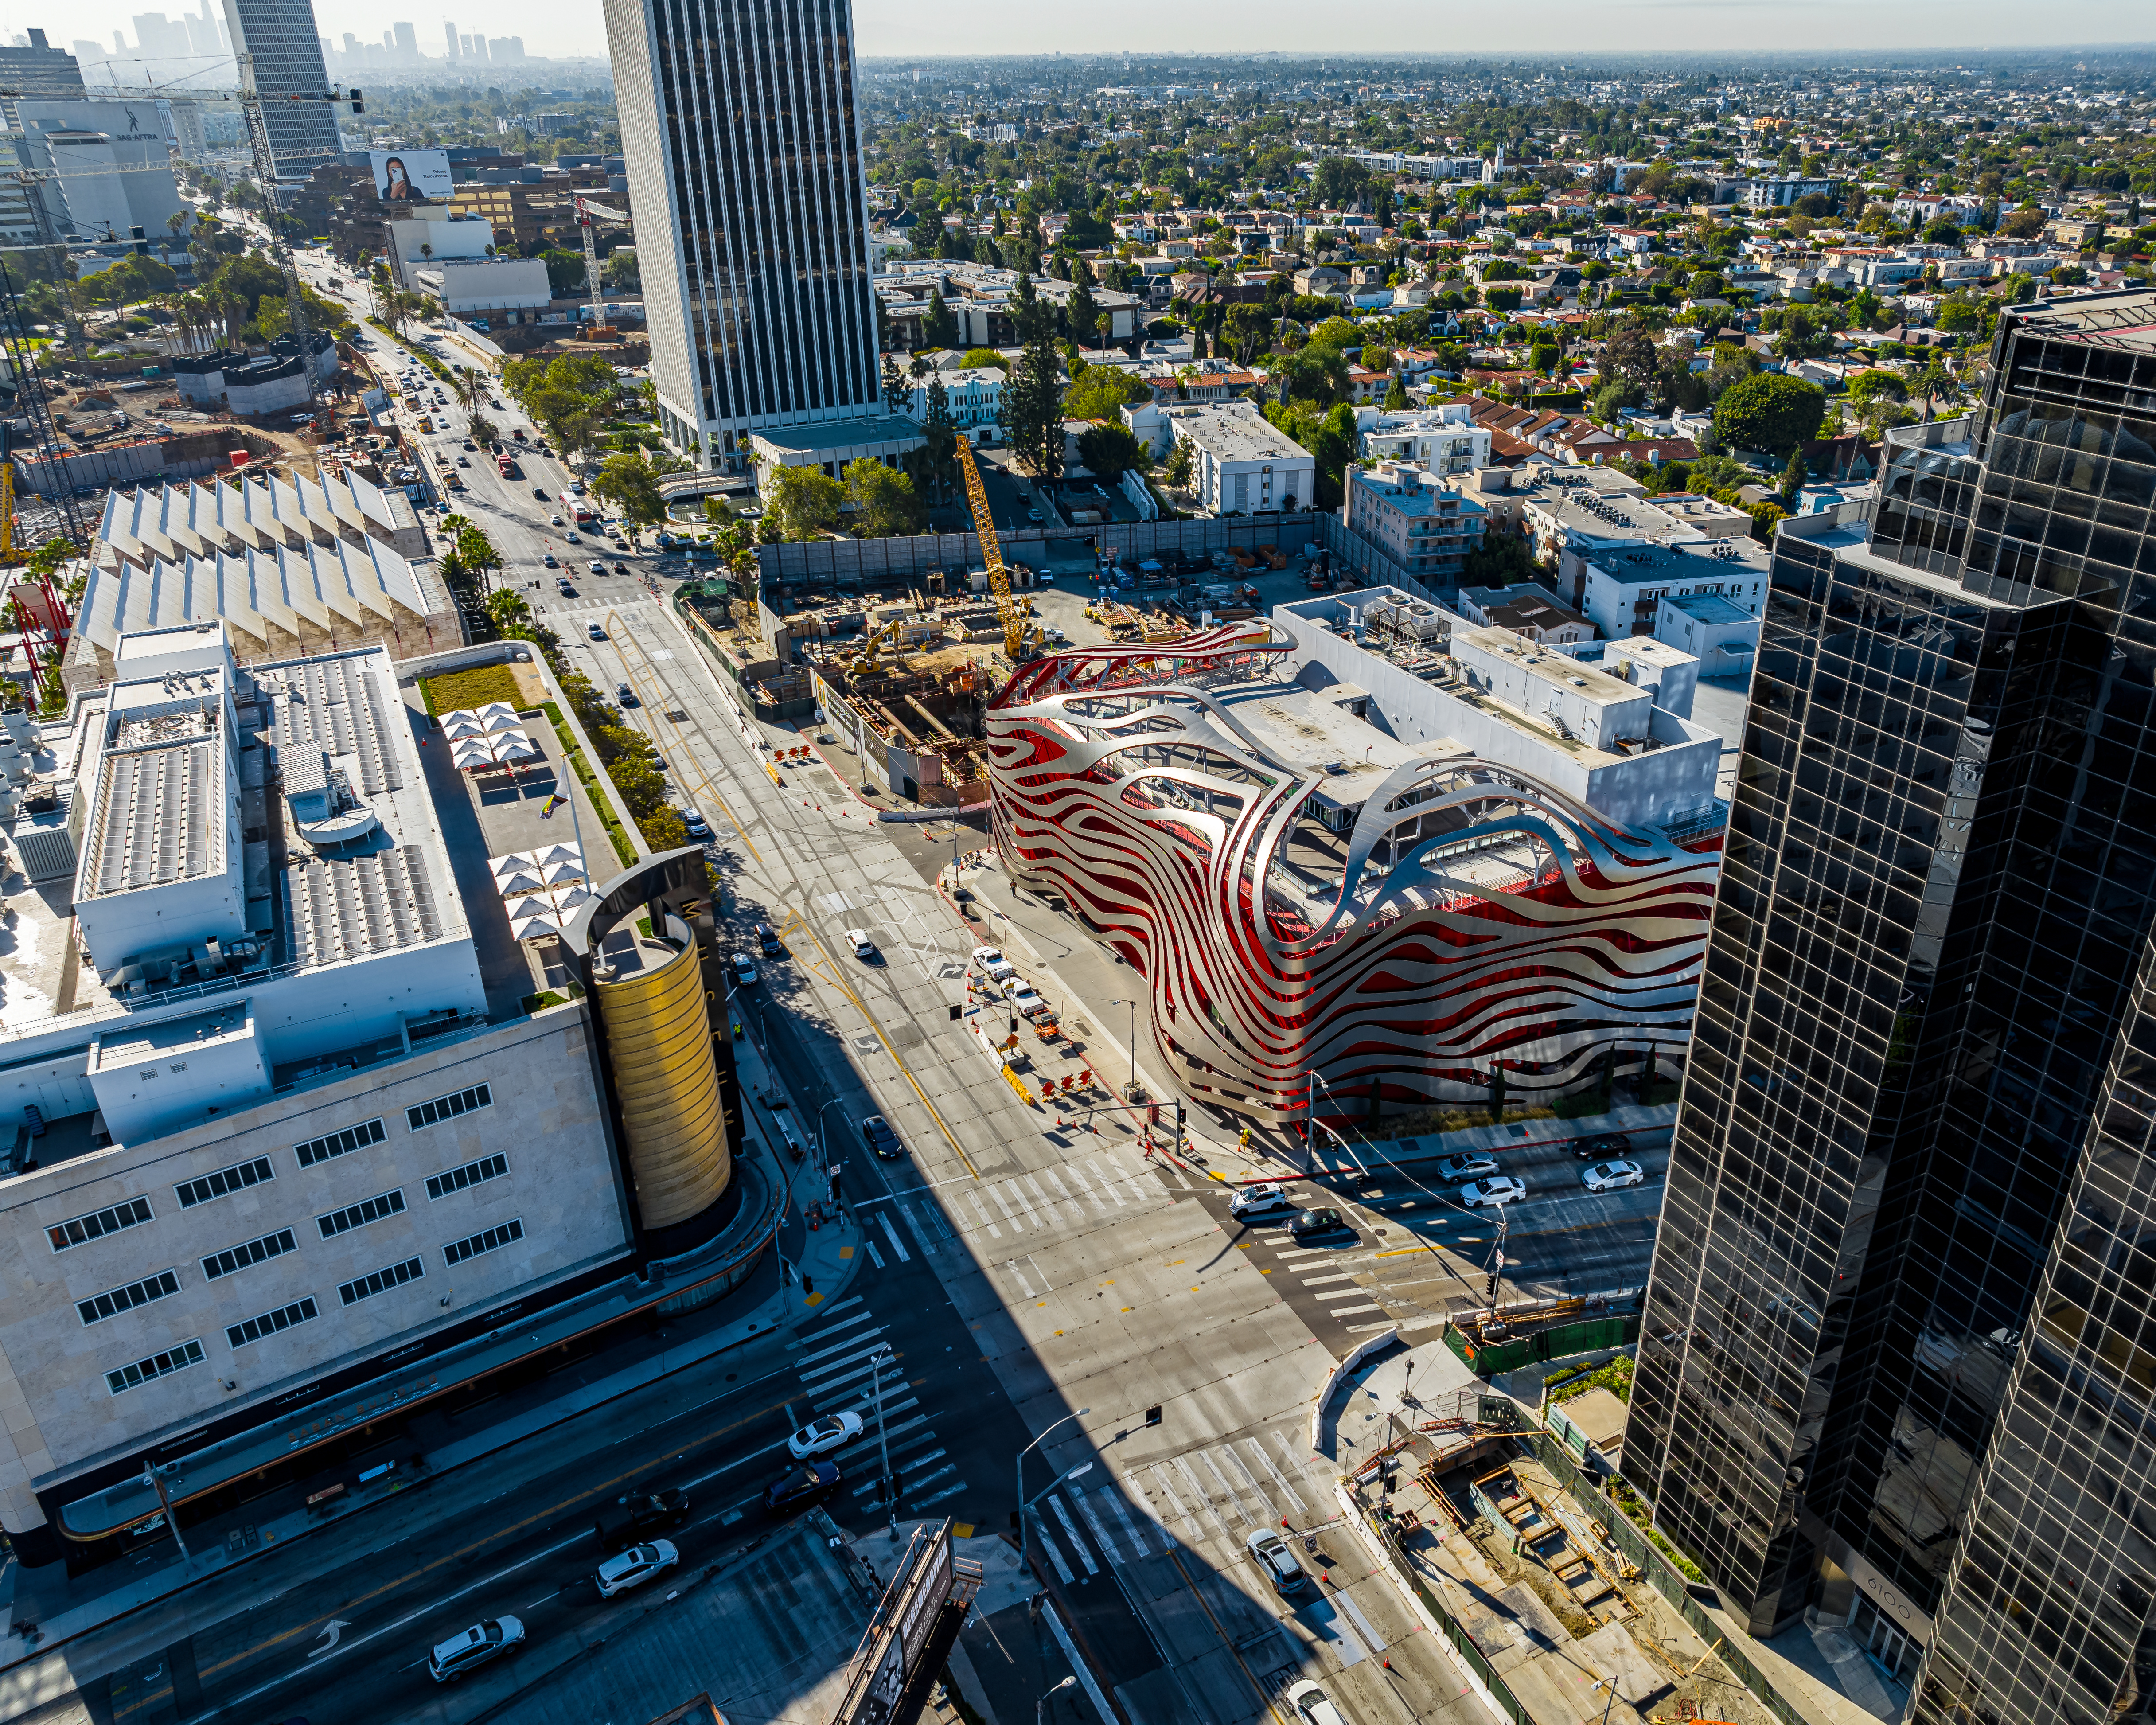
[1580,550,1767,642]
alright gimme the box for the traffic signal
[348,88,365,114]
[1174,1100,1186,1144]
[1484,1272,1499,1300]
[1145,1405,1162,1427]
[947,1003,962,1020]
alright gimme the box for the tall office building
[219,0,339,181]
[603,0,886,473]
[1626,287,2156,1725]
[0,27,87,96]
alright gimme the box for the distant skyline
[8,0,2154,79]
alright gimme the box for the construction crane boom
[572,196,630,336]
[955,438,1033,660]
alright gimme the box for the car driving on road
[1569,1133,1631,1160]
[429,1617,525,1683]
[1247,1527,1309,1594]
[763,1460,841,1515]
[1435,1153,1500,1182]
[862,1115,901,1159]
[593,1540,678,1598]
[683,808,712,841]
[616,682,638,706]
[731,954,758,987]
[1461,1175,1527,1207]
[1229,1183,1295,1220]
[787,1411,863,1459]
[1287,1206,1346,1239]
[587,622,606,640]
[1581,1159,1646,1194]
[846,929,877,960]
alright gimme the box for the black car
[1288,1207,1345,1239]
[613,561,631,574]
[756,922,783,956]
[764,1460,840,1515]
[1570,1133,1631,1160]
[534,484,551,499]
[617,682,639,707]
[862,1115,901,1159]
[612,1487,690,1539]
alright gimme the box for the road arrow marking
[308,1619,351,1658]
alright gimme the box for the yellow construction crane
[955,438,1035,660]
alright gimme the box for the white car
[732,954,758,987]
[971,945,1016,981]
[1230,1182,1296,1220]
[429,1616,525,1682]
[1460,1175,1527,1207]
[1287,1681,1348,1725]
[1246,1526,1308,1594]
[682,808,712,841]
[845,929,876,960]
[1436,1153,1499,1182]
[1581,1159,1647,1194]
[1010,988,1049,1019]
[593,1540,678,1598]
[787,1410,864,1459]
[550,513,564,526]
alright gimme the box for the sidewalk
[0,1042,864,1694]
[959,859,1678,1183]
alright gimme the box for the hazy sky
[11,0,2152,74]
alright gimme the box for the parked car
[763,1460,841,1515]
[788,1410,864,1460]
[1581,1159,1646,1194]
[971,945,1017,981]
[1435,1153,1499,1182]
[1229,1183,1296,1220]
[1010,988,1050,1019]
[1287,1681,1348,1725]
[755,922,782,955]
[846,929,877,960]
[589,560,605,575]
[683,808,712,841]
[611,1487,690,1537]
[1287,1207,1345,1239]
[542,553,560,568]
[1461,1175,1527,1208]
[862,1115,901,1159]
[732,954,758,987]
[594,1540,678,1599]
[1569,1133,1632,1160]
[1247,1527,1309,1595]
[429,1617,525,1683]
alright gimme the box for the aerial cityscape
[0,11,2143,1725]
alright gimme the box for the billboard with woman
[371,149,454,204]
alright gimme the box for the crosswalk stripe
[1201,1447,1260,1526]
[1314,1287,1373,1304]
[1247,1437,1309,1518]
[912,1481,967,1510]
[864,1238,885,1269]
[1099,1486,1153,1558]
[1008,1259,1033,1297]
[1148,1463,1200,1541]
[1075,1491,1122,1564]
[799,1295,865,1331]
[1221,1444,1274,1519]
[1047,1165,1096,1218]
[1049,1494,1099,1575]
[797,1324,888,1369]
[1033,1170,1078,1225]
[819,1387,920,1418]
[798,1339,892,1382]
[1006,1179,1043,1229]
[967,1188,1001,1238]
[898,1200,947,1255]
[1030,1511,1076,1583]
[1063,1162,1108,1215]
[904,1463,957,1499]
[990,1184,1027,1229]
[1175,1454,1232,1537]
[1084,1157,1128,1208]
[1326,1302,1385,1315]
[877,1213,911,1262]
[1299,1272,1358,1286]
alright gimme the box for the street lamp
[869,1343,896,1535]
[140,1461,189,1561]
[814,1096,847,1174]
[1016,1408,1089,1569]
[1038,1675,1078,1725]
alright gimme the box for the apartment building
[1341,461,1488,585]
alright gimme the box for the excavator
[955,438,1039,661]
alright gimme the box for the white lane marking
[1009,1259,1034,1297]
[1337,1592,1386,1653]
[1074,1490,1122,1565]
[1063,1162,1108,1216]
[1049,1494,1099,1575]
[797,1323,887,1368]
[897,1201,944,1257]
[1221,1444,1275,1521]
[797,1339,893,1383]
[968,1188,1001,1238]
[1148,1462,1200,1542]
[1174,1454,1233,1538]
[1031,1513,1076,1583]
[1099,1487,1153,1558]
[905,1464,959,1498]
[989,1184,1027,1230]
[877,1212,911,1262]
[1201,1446,1260,1526]
[1314,1288,1376,1304]
[1298,1273,1359,1287]
[1085,1157,1127,1208]
[1248,1437,1309,1518]
[864,1238,886,1269]
[1324,1302,1385,1315]
[912,1482,967,1510]
[1005,1179,1043,1231]
[799,1295,866,1330]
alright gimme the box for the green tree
[1273,344,1350,406]
[1161,438,1194,490]
[1384,375,1409,410]
[1462,531,1540,587]
[1076,422,1146,481]
[1778,448,1809,506]
[1713,372,1827,460]
[921,288,960,349]
[1067,274,1101,350]
[540,249,588,297]
[591,451,670,533]
[1602,318,1660,387]
[764,464,845,540]
[961,347,1005,370]
[1005,317,1066,490]
[843,457,924,537]
[1064,366,1147,421]
[1222,303,1272,366]
[880,351,911,416]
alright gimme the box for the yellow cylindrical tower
[590,929,729,1228]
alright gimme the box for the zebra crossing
[855,1155,1154,1272]
[1026,1427,1331,1584]
[788,1294,967,1516]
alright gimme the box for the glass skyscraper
[219,0,340,182]
[603,0,884,473]
[1626,287,2156,1725]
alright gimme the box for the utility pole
[870,1342,895,1534]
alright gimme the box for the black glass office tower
[1626,288,2156,1725]
[602,0,883,473]
[218,0,339,182]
